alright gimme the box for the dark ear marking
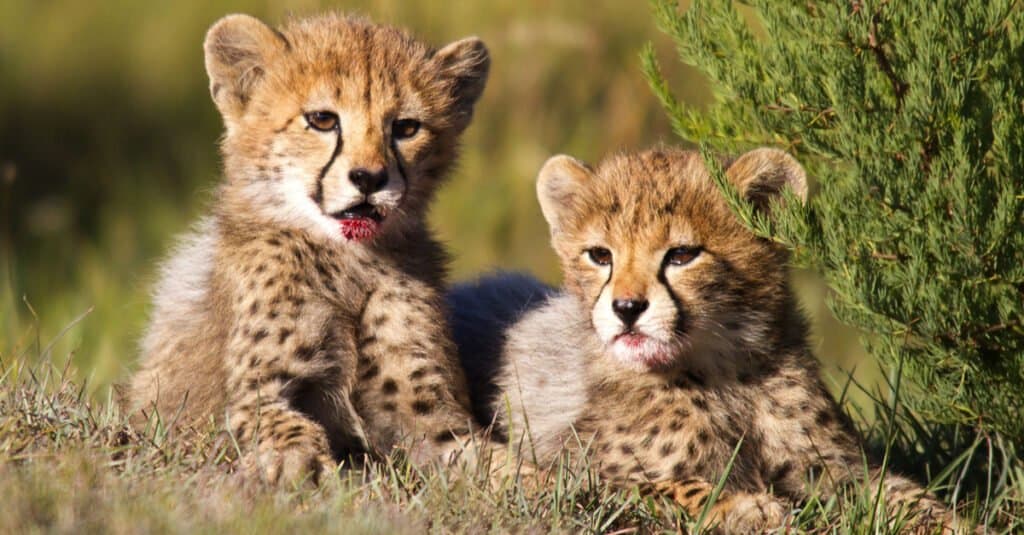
[725,148,807,213]
[432,37,490,129]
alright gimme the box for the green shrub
[644,0,1024,445]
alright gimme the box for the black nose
[612,298,649,326]
[349,168,388,195]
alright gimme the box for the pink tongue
[339,218,379,241]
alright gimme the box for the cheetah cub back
[128,12,489,484]
[454,148,956,532]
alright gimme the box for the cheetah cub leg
[353,274,482,465]
[653,478,789,533]
[223,300,340,485]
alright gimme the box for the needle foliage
[644,0,1024,443]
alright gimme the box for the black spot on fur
[691,396,708,411]
[412,400,434,414]
[295,345,316,361]
[433,430,457,443]
[360,364,380,380]
[252,329,268,343]
[816,409,833,426]
[769,461,793,483]
[278,329,293,344]
[381,379,398,395]
[409,368,427,380]
[684,486,703,499]
[672,462,687,479]
[660,442,675,456]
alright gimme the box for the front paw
[717,492,789,533]
[907,504,969,535]
[251,436,334,486]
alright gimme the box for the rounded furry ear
[204,14,288,121]
[725,148,807,211]
[536,155,593,234]
[432,37,490,128]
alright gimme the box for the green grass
[2,344,1021,533]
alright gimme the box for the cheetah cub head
[204,13,489,242]
[537,148,807,372]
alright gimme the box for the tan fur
[128,12,489,484]
[481,148,954,532]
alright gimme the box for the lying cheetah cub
[453,148,953,532]
[128,13,489,484]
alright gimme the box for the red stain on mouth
[616,333,648,347]
[339,217,379,241]
[333,202,383,241]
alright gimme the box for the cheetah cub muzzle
[128,12,490,485]
[452,147,959,532]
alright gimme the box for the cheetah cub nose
[349,168,388,195]
[612,298,649,326]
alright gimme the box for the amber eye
[304,111,339,132]
[665,246,702,266]
[392,118,421,140]
[586,247,613,266]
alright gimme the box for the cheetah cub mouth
[330,202,386,241]
[611,330,678,370]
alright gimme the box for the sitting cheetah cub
[128,13,489,484]
[453,148,954,532]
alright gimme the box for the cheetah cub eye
[304,111,339,132]
[585,247,613,266]
[664,246,701,266]
[392,118,421,140]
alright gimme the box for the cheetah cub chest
[129,12,489,484]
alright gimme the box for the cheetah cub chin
[453,148,957,533]
[128,12,490,485]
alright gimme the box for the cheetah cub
[128,13,489,484]
[453,148,954,532]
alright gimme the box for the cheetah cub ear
[204,14,288,122]
[536,155,594,235]
[431,37,491,130]
[725,148,808,212]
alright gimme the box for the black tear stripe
[592,264,614,313]
[388,137,410,199]
[314,130,343,208]
[657,268,687,334]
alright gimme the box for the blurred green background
[0,0,871,401]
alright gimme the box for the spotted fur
[128,12,489,485]
[454,148,956,532]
